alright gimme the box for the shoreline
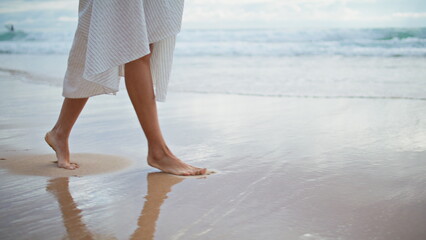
[2,54,426,102]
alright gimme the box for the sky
[0,0,425,32]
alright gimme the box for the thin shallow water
[1,70,426,239]
[1,54,426,101]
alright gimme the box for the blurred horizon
[0,0,425,33]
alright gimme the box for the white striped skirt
[62,0,184,102]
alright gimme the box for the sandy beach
[1,57,426,240]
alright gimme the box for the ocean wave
[178,28,426,42]
[2,28,425,43]
[0,28,425,57]
[0,30,73,42]
[0,31,28,41]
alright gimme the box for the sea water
[0,28,425,100]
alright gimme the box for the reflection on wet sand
[130,173,184,240]
[46,172,185,240]
[46,177,94,240]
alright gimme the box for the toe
[193,168,206,175]
[67,164,76,170]
[59,162,77,170]
[191,168,199,176]
[61,165,73,170]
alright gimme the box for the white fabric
[62,0,184,102]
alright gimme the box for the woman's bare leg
[124,44,206,176]
[45,97,88,170]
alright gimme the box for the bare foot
[44,131,79,170]
[147,148,206,176]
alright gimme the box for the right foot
[44,131,79,170]
[147,148,206,176]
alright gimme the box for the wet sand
[1,72,426,240]
[0,153,134,177]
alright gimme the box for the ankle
[48,128,69,140]
[148,144,172,160]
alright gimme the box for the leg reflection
[46,173,186,240]
[130,172,185,240]
[46,177,94,240]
